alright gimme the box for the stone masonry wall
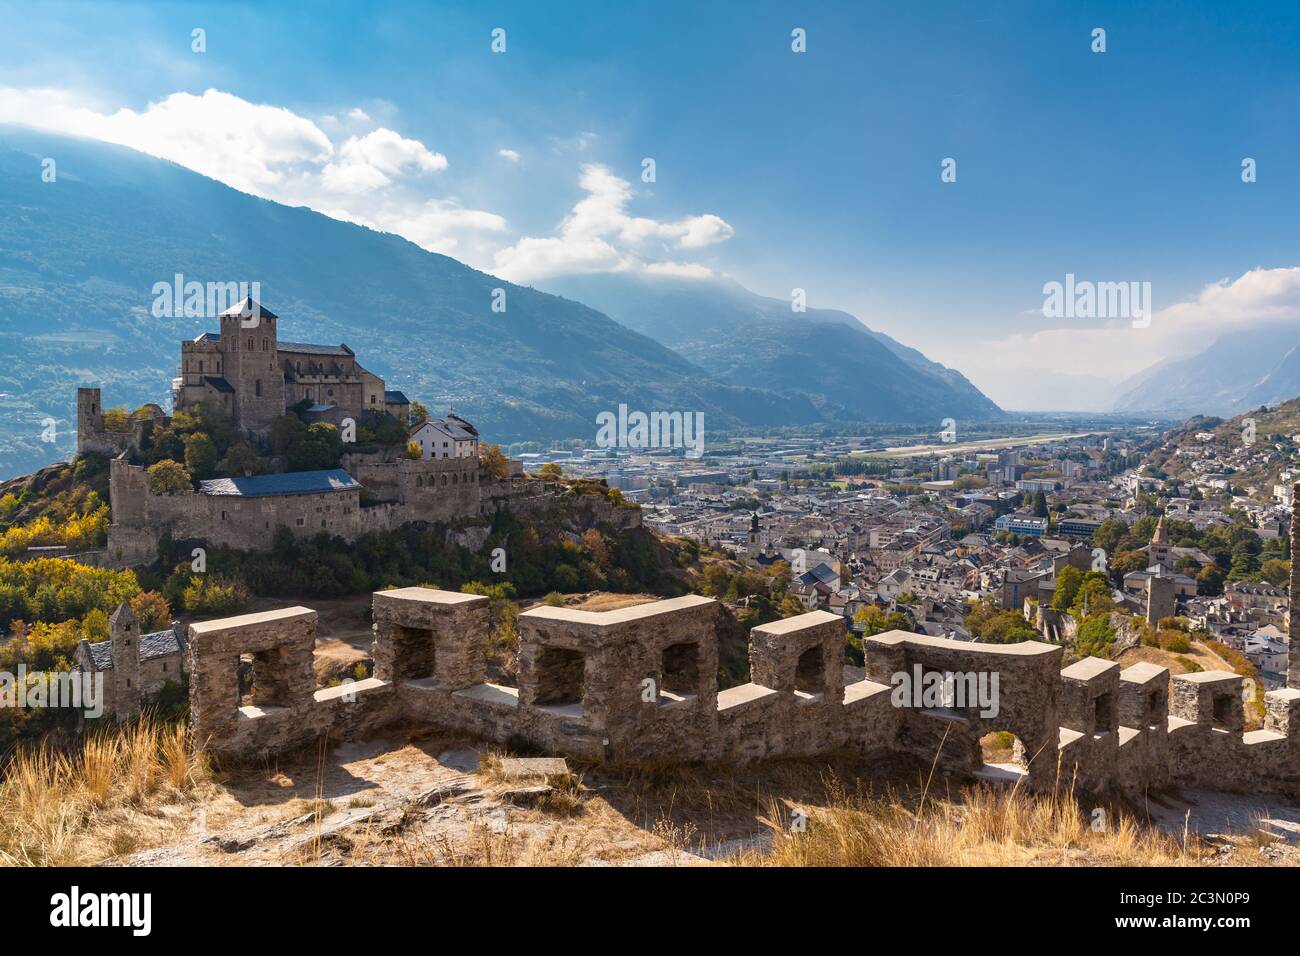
[184,586,1300,800]
[106,457,365,564]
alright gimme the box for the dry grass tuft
[0,717,211,866]
[381,819,592,866]
[736,776,1205,867]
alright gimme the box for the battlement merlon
[517,593,716,632]
[372,587,491,689]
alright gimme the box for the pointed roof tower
[218,296,278,322]
[109,601,138,632]
[1152,515,1170,545]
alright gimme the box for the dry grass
[736,775,1206,867]
[376,819,593,866]
[478,751,586,816]
[0,717,211,866]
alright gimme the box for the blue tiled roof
[199,469,362,498]
[384,390,410,404]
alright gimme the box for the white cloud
[959,266,1300,410]
[360,199,508,256]
[0,86,514,264]
[497,235,627,281]
[0,87,334,196]
[643,260,716,279]
[0,87,731,282]
[321,128,446,193]
[493,163,734,283]
[677,214,734,248]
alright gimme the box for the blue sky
[3,0,1300,409]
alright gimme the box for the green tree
[270,414,308,456]
[1091,519,1127,555]
[480,443,508,480]
[1075,614,1117,658]
[183,431,219,478]
[101,407,131,432]
[147,459,191,493]
[287,423,344,471]
[1261,558,1290,587]
[965,600,1039,643]
[1197,562,1226,596]
[853,605,911,637]
[1071,572,1114,615]
[218,442,260,477]
[1052,566,1083,611]
[1110,548,1148,583]
[1227,542,1261,581]
[130,590,172,632]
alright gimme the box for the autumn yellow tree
[147,459,191,493]
[479,442,508,480]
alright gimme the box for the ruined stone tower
[219,297,284,437]
[76,387,102,444]
[108,602,142,721]
[1145,572,1176,626]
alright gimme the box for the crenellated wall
[184,587,1300,799]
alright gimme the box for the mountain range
[1113,323,1300,418]
[542,272,1005,423]
[0,125,1002,479]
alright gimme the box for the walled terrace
[187,587,1300,799]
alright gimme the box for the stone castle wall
[184,586,1300,799]
[103,448,638,567]
[105,457,366,565]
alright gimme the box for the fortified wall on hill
[182,572,1300,798]
[99,453,596,566]
[72,298,641,566]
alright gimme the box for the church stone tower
[219,297,284,437]
[108,602,142,721]
[1148,515,1171,572]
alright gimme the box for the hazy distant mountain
[542,272,1005,424]
[1239,341,1300,409]
[1113,323,1300,417]
[0,126,820,479]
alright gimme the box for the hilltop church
[172,297,410,434]
[69,299,579,568]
